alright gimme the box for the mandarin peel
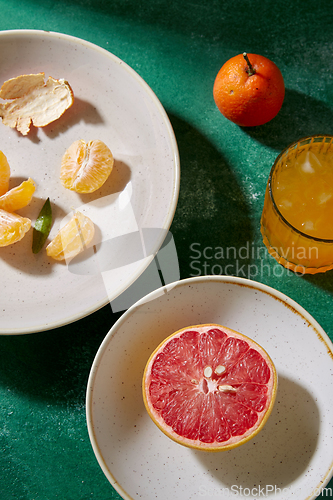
[0,73,74,135]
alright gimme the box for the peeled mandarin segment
[0,177,36,212]
[46,211,95,261]
[0,208,31,247]
[0,73,74,135]
[0,151,10,196]
[143,324,277,452]
[60,139,114,193]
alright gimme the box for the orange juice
[261,136,333,274]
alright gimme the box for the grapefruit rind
[142,324,277,452]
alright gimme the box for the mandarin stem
[243,52,256,76]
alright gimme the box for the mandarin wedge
[60,139,114,193]
[46,211,95,261]
[0,151,10,196]
[0,208,31,247]
[0,177,36,212]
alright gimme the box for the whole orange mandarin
[213,53,285,127]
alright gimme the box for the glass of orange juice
[260,135,333,274]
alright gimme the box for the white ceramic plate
[86,276,333,500]
[0,30,180,334]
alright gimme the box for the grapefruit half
[142,324,277,451]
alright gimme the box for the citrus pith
[60,139,114,193]
[0,208,31,247]
[213,53,285,127]
[143,324,277,451]
[0,73,74,136]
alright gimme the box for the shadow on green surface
[302,268,333,295]
[0,304,120,404]
[23,0,329,53]
[167,112,254,280]
[0,454,28,499]
[243,89,333,151]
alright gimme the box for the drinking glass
[260,135,333,274]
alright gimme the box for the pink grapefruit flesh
[142,324,277,451]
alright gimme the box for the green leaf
[32,197,52,254]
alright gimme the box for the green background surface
[0,0,333,498]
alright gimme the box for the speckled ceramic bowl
[0,30,180,334]
[86,275,333,500]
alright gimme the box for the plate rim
[86,275,333,500]
[0,29,181,335]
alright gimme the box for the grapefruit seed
[143,324,277,451]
